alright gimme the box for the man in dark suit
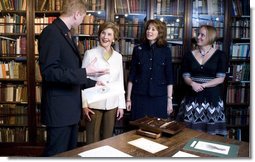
[38,0,107,156]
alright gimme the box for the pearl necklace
[199,47,212,58]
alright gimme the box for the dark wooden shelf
[226,103,250,106]
[227,124,249,128]
[230,58,250,62]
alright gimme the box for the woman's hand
[116,108,124,120]
[191,82,204,92]
[126,100,131,111]
[82,107,95,121]
[167,99,173,115]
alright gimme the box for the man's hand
[85,57,109,77]
[95,81,105,86]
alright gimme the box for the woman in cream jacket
[81,22,126,144]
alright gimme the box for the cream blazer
[81,45,126,110]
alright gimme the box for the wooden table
[55,128,250,157]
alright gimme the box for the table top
[55,128,250,157]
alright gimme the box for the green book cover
[183,137,239,157]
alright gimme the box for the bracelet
[168,96,173,100]
[126,100,131,102]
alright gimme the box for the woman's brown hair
[98,22,119,42]
[142,19,167,46]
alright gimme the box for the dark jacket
[128,42,173,96]
[38,18,96,127]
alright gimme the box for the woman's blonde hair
[199,25,217,45]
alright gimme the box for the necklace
[199,47,212,57]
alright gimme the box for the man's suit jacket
[38,18,96,127]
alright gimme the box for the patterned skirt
[176,97,227,136]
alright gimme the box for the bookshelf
[225,0,250,141]
[0,0,28,139]
[0,0,41,156]
[0,0,250,156]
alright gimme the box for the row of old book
[0,60,41,82]
[0,61,26,79]
[0,104,27,114]
[1,0,105,12]
[0,105,37,128]
[0,0,26,11]
[231,19,250,39]
[0,15,26,34]
[0,84,41,103]
[232,0,250,16]
[226,106,249,126]
[192,0,224,15]
[0,104,42,125]
[0,60,27,79]
[0,36,26,55]
[34,15,104,36]
[228,63,250,82]
[0,126,87,143]
[35,0,62,11]
[114,0,147,14]
[36,0,105,12]
[0,84,27,102]
[156,0,184,15]
[226,84,250,104]
[0,128,28,142]
[34,16,56,34]
[231,44,250,59]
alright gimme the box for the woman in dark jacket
[126,19,174,120]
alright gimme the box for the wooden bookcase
[0,0,250,156]
[0,0,41,156]
[225,0,250,142]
